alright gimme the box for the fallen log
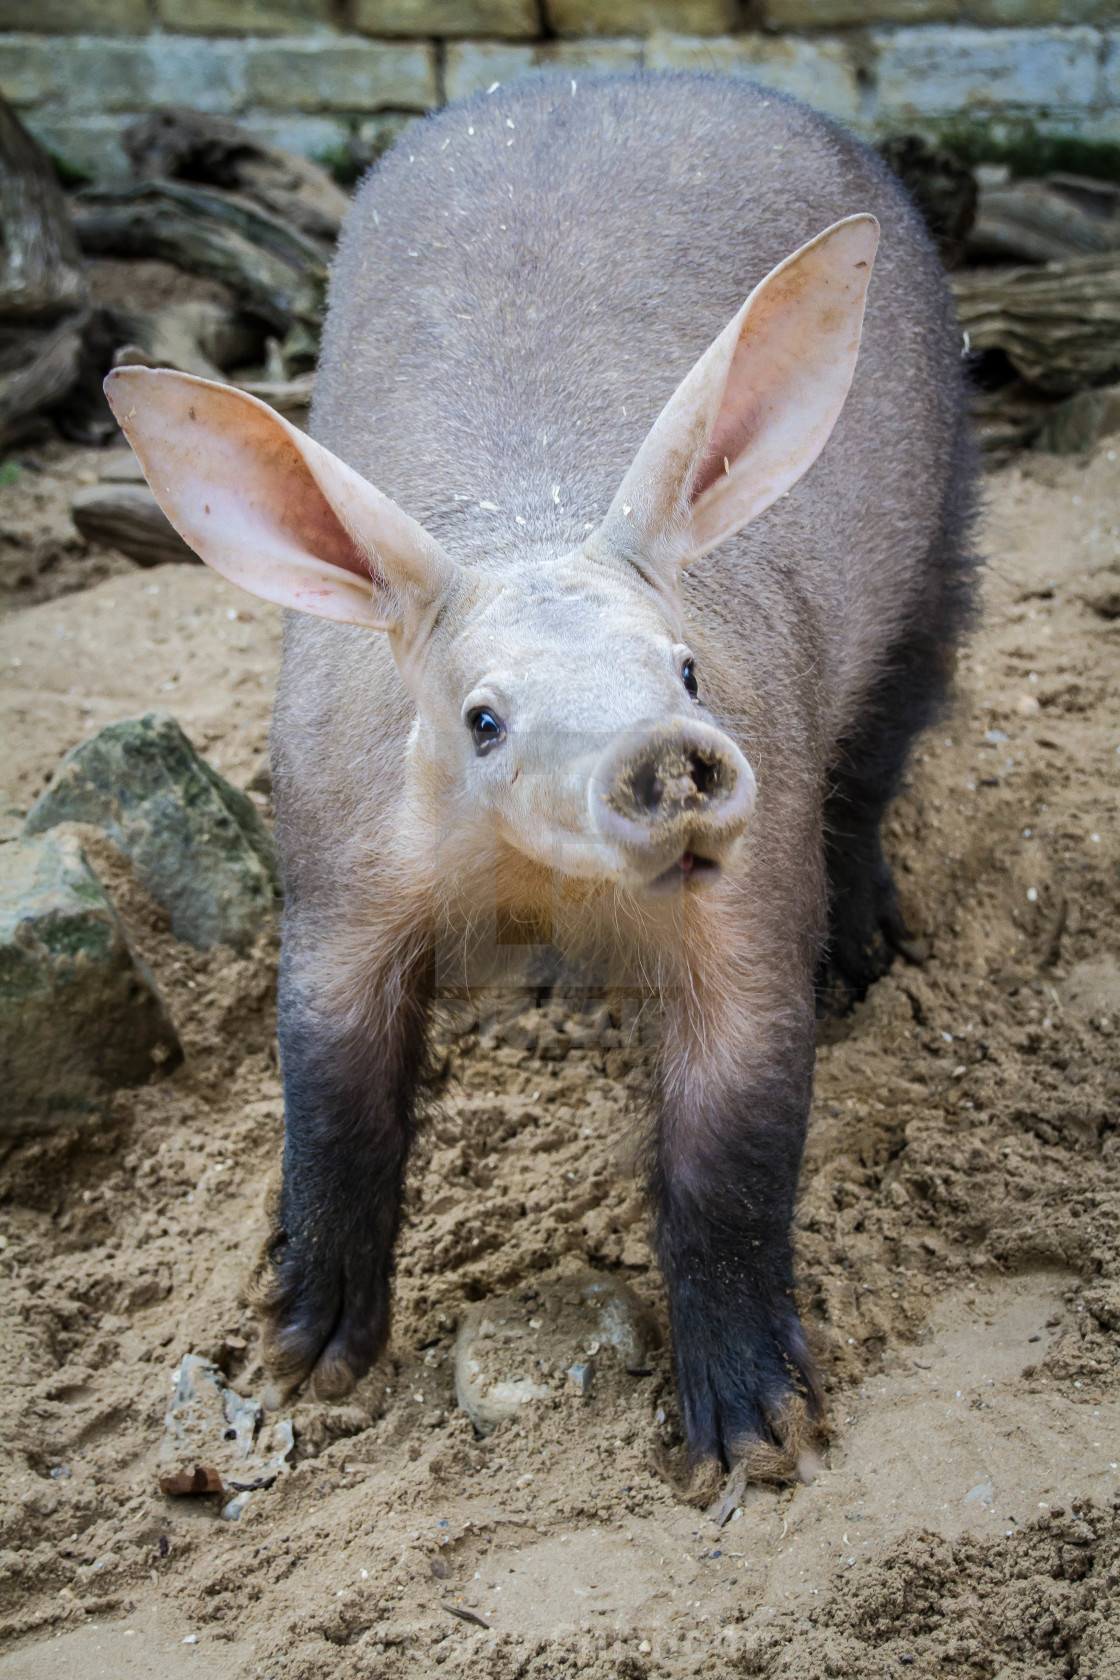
[0,96,91,443]
[969,173,1120,266]
[70,481,200,567]
[952,253,1120,396]
[1032,383,1120,455]
[234,371,314,427]
[107,298,259,381]
[123,108,350,250]
[0,95,88,322]
[0,313,87,448]
[71,180,327,338]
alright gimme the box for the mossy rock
[0,832,181,1132]
[24,713,280,953]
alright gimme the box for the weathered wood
[953,253,1120,396]
[1032,383,1120,455]
[108,299,259,382]
[71,181,327,336]
[122,108,350,250]
[969,174,1120,266]
[70,481,200,568]
[234,372,314,428]
[0,96,90,443]
[0,95,88,322]
[0,314,87,448]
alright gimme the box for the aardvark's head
[104,216,877,900]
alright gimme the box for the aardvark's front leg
[654,990,820,1483]
[258,936,430,1399]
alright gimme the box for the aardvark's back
[312,70,967,733]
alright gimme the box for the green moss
[315,141,364,189]
[932,117,1120,183]
[46,150,93,190]
[0,461,20,488]
[38,911,116,971]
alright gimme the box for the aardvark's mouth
[645,850,722,894]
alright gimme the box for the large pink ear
[103,367,457,630]
[594,215,879,579]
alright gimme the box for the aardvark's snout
[589,718,755,886]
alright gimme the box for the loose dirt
[0,441,1118,1679]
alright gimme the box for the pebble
[454,1271,656,1435]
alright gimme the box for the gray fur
[265,74,974,1452]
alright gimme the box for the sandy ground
[0,439,1118,1679]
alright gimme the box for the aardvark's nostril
[589,719,756,857]
[686,748,721,801]
[630,758,663,815]
[612,737,730,821]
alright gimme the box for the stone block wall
[0,0,1116,180]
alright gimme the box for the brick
[540,38,645,71]
[237,112,361,162]
[443,40,537,98]
[444,41,537,100]
[645,32,862,123]
[1101,30,1120,109]
[0,0,147,31]
[26,110,416,183]
[354,0,540,39]
[1084,114,1120,144]
[966,0,1120,18]
[444,36,642,101]
[156,0,334,32]
[353,110,418,155]
[873,26,1103,120]
[128,37,249,113]
[236,111,416,171]
[244,37,438,112]
[0,37,247,117]
[0,35,53,107]
[767,0,954,22]
[19,112,134,179]
[549,0,737,33]
[769,0,1115,15]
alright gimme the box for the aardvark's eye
[681,658,699,700]
[467,707,506,755]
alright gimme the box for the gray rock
[454,1270,655,1435]
[24,713,280,952]
[0,831,181,1133]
